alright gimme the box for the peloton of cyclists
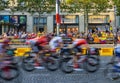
[26,33,89,70]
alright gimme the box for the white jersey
[49,36,63,50]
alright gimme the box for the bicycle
[60,46,100,73]
[0,48,19,80]
[21,49,59,72]
[104,49,120,80]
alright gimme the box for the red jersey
[73,39,87,46]
[36,36,48,46]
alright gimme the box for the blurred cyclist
[0,37,11,61]
[49,35,63,52]
[26,34,49,69]
[0,41,6,58]
[72,36,89,70]
[114,44,120,69]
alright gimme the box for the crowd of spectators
[61,30,116,44]
[1,29,120,44]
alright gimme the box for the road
[0,56,120,83]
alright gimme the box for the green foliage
[0,0,9,10]
[64,0,113,14]
[112,0,120,16]
[17,0,56,14]
[63,0,113,32]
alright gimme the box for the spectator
[93,35,100,44]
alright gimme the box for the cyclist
[0,41,6,58]
[114,45,120,69]
[0,37,10,54]
[108,44,120,80]
[0,37,11,66]
[72,36,89,70]
[26,34,49,69]
[49,35,63,52]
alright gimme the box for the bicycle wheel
[87,56,100,66]
[0,66,19,80]
[87,49,100,62]
[60,58,74,73]
[22,56,35,71]
[104,63,120,80]
[46,57,59,71]
[84,57,100,72]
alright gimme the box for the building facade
[0,0,119,34]
[0,10,119,34]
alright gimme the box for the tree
[0,0,9,11]
[17,0,55,15]
[112,0,120,16]
[64,0,113,32]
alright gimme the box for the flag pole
[56,0,60,36]
[114,5,117,46]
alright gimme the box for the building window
[0,15,27,35]
[88,15,110,32]
[33,17,47,33]
[89,15,110,23]
[54,15,79,24]
[53,15,79,33]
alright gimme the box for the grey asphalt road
[0,56,120,83]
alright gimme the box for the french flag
[56,0,61,24]
[56,13,61,24]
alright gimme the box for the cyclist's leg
[115,57,120,67]
[33,45,42,65]
[73,46,82,68]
